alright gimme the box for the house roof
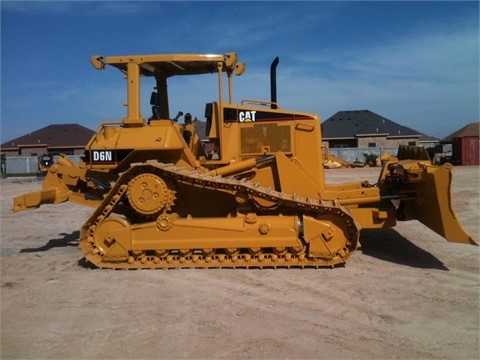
[440,122,479,143]
[321,110,423,140]
[1,124,95,150]
[417,132,438,143]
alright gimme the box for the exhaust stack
[270,57,279,109]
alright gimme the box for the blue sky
[1,1,478,143]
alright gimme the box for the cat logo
[92,150,113,162]
[239,110,257,122]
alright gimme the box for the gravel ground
[1,165,479,359]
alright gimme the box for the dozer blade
[398,162,477,246]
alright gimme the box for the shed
[441,123,479,165]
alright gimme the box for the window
[48,148,74,156]
[368,142,376,148]
[408,141,416,146]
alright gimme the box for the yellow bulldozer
[13,52,477,269]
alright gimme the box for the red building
[441,123,479,165]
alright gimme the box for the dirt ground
[1,166,479,359]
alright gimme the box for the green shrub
[363,153,378,167]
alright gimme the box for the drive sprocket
[127,173,175,217]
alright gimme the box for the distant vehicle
[37,154,53,175]
[432,144,453,165]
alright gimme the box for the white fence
[327,147,398,164]
[1,155,83,175]
[1,148,400,176]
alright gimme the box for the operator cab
[150,91,162,120]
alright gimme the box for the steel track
[79,161,360,269]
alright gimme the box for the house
[1,124,95,157]
[441,122,479,165]
[321,110,437,149]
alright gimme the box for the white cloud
[1,1,477,142]
[267,21,479,137]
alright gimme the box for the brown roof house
[441,122,479,165]
[321,110,438,149]
[1,124,95,157]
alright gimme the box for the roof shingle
[321,110,422,139]
[441,122,479,142]
[1,124,95,149]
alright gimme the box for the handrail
[241,99,281,109]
